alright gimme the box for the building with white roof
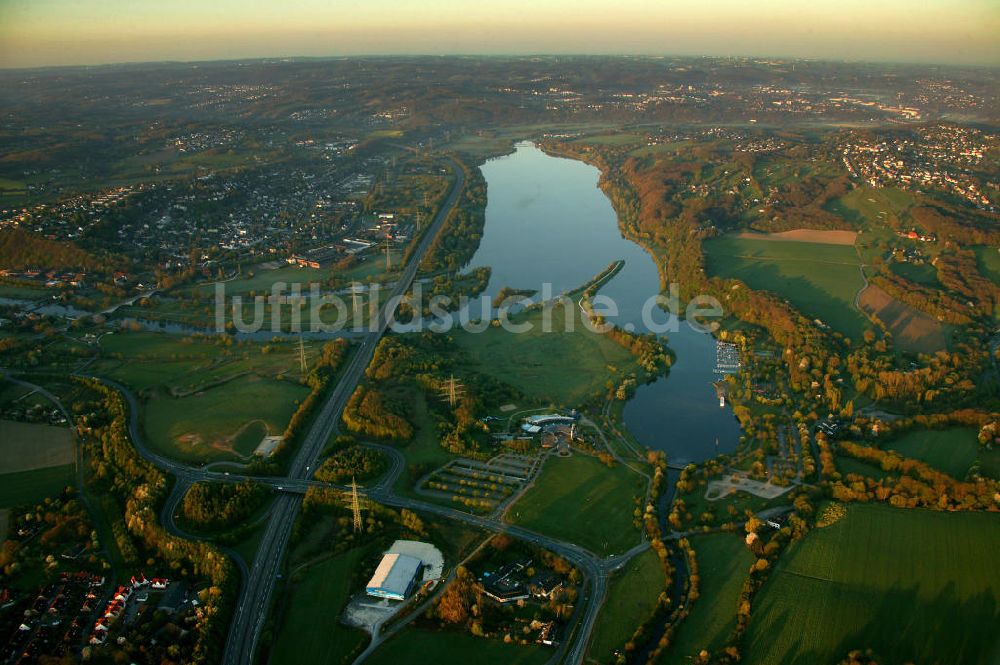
[365,552,422,601]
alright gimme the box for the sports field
[885,427,979,479]
[745,503,1000,665]
[452,302,638,405]
[0,420,74,473]
[269,545,372,665]
[703,234,868,339]
[667,533,753,660]
[589,548,666,662]
[507,453,645,556]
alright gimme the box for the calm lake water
[473,142,740,464]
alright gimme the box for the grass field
[94,331,316,462]
[0,282,50,299]
[589,548,666,662]
[703,234,868,339]
[143,377,309,462]
[834,455,890,481]
[193,264,329,297]
[885,427,979,479]
[745,503,1000,665]
[0,465,75,508]
[367,627,550,665]
[574,133,645,146]
[858,284,946,354]
[667,533,753,660]
[826,187,917,230]
[269,545,373,665]
[392,388,458,497]
[508,454,645,556]
[975,245,1000,287]
[889,260,938,286]
[0,420,74,473]
[451,302,638,406]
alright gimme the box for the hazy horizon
[1,0,999,69]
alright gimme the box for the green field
[367,627,550,665]
[574,133,645,146]
[0,465,75,508]
[975,245,1000,287]
[143,377,309,462]
[667,533,753,660]
[834,455,890,481]
[703,235,868,339]
[589,548,666,662]
[94,331,314,462]
[269,546,372,665]
[745,503,1000,665]
[889,260,938,286]
[0,282,49,299]
[0,420,74,473]
[508,454,645,556]
[826,187,917,230]
[886,427,979,479]
[392,388,458,497]
[451,302,638,405]
[194,264,329,296]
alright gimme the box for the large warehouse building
[365,552,423,601]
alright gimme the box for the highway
[30,154,643,665]
[220,156,468,665]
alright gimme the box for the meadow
[858,284,946,354]
[142,377,309,462]
[884,427,979,479]
[975,245,1000,287]
[366,627,550,665]
[588,548,666,662]
[392,388,458,497]
[703,235,868,340]
[0,465,75,508]
[667,533,753,660]
[451,302,639,406]
[507,453,645,556]
[889,260,938,286]
[834,455,891,481]
[0,420,74,473]
[268,545,373,665]
[745,503,1000,665]
[825,187,917,233]
[95,330,314,462]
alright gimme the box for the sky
[1,0,998,69]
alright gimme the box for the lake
[471,142,741,464]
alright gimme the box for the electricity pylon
[348,477,364,533]
[439,375,464,407]
[350,282,364,316]
[298,335,308,376]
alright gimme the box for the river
[471,142,741,464]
